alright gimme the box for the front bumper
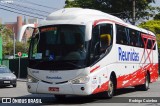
[0,79,16,86]
[27,81,92,95]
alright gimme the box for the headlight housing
[9,76,16,80]
[27,75,39,83]
[71,76,90,84]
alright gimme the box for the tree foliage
[0,24,13,56]
[65,0,156,23]
[153,7,160,20]
[0,24,29,58]
[154,13,160,20]
[15,41,29,54]
[138,20,160,48]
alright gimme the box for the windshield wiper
[64,62,83,68]
[31,60,44,68]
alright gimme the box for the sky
[152,0,160,6]
[0,0,66,23]
[0,0,160,24]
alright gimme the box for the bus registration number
[48,87,59,92]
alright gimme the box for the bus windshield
[29,25,88,70]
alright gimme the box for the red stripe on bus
[141,33,156,40]
[90,66,100,73]
[116,63,158,89]
[92,63,158,94]
[93,19,127,27]
[140,33,156,64]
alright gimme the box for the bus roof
[40,8,155,36]
[40,8,125,26]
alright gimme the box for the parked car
[0,65,17,87]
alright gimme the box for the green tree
[65,0,156,23]
[153,7,160,20]
[154,13,160,20]
[15,41,29,54]
[138,20,160,48]
[0,24,29,58]
[0,24,13,56]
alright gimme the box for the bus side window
[99,24,113,54]
[129,29,138,46]
[152,40,156,50]
[147,39,152,49]
[90,24,113,64]
[116,25,128,45]
[90,25,100,63]
[139,33,144,48]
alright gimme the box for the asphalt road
[0,78,160,106]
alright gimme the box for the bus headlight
[27,75,39,83]
[71,76,90,84]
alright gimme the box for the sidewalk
[17,78,27,82]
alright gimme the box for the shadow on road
[0,87,139,105]
[0,86,14,89]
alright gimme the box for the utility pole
[0,33,2,65]
[132,0,136,25]
[13,28,16,59]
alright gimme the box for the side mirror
[12,71,15,74]
[18,25,35,42]
[93,42,100,59]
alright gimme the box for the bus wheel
[141,73,149,91]
[135,73,149,91]
[102,76,115,98]
[54,95,66,100]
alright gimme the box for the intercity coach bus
[27,8,159,99]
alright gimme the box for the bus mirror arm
[93,42,100,59]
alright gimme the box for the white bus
[27,8,159,99]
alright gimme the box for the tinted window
[116,25,129,45]
[152,40,156,50]
[90,24,113,64]
[30,25,87,61]
[147,39,152,49]
[140,33,156,50]
[139,32,144,48]
[129,29,138,46]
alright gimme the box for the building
[3,16,38,42]
[4,16,23,40]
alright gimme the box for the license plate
[4,81,10,83]
[48,87,59,92]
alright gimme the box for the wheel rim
[145,75,149,88]
[108,80,114,96]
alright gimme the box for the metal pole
[13,33,15,59]
[13,28,16,59]
[18,56,21,78]
[132,0,136,25]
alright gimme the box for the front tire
[101,76,115,98]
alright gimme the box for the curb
[17,79,27,82]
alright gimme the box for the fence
[2,58,28,78]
